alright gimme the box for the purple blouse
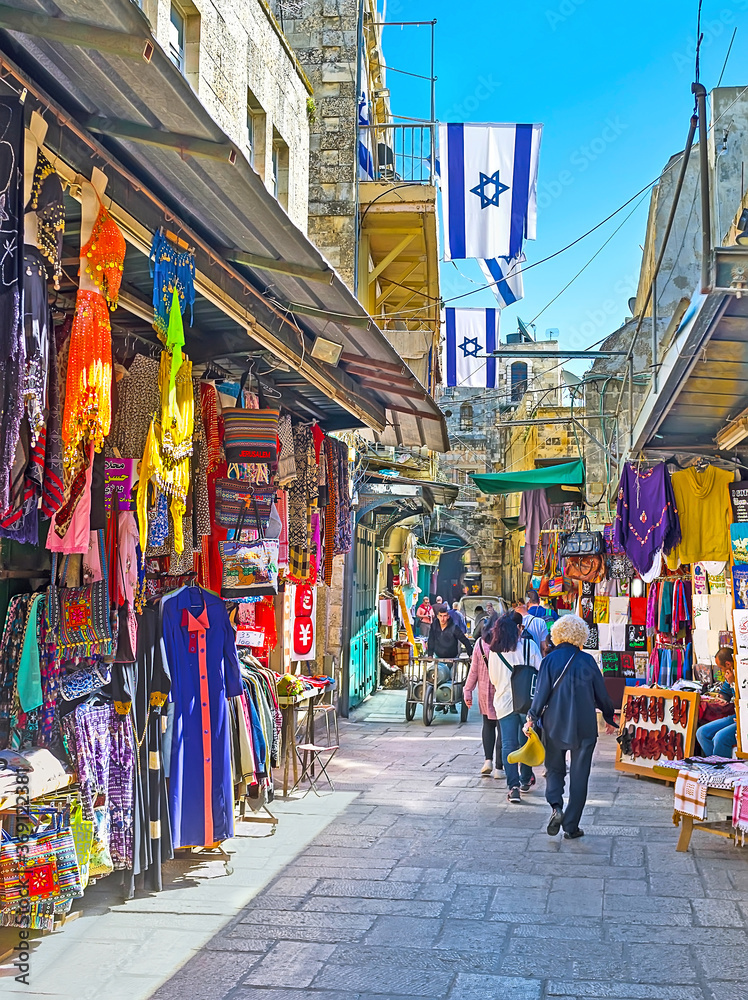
[614,462,681,574]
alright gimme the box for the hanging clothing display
[666,465,733,568]
[161,587,243,848]
[25,147,64,289]
[519,488,554,574]
[0,142,353,933]
[149,229,195,337]
[61,289,112,483]
[614,462,681,575]
[0,98,26,514]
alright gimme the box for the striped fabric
[222,408,280,463]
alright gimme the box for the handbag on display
[559,515,605,557]
[214,480,276,532]
[46,544,115,659]
[59,661,112,701]
[564,554,606,584]
[219,538,280,598]
[0,813,83,906]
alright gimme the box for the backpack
[498,638,538,715]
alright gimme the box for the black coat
[427,619,473,658]
[528,642,616,749]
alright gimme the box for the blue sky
[379,0,748,352]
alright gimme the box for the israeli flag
[444,307,500,388]
[358,72,375,180]
[479,253,525,309]
[439,123,542,261]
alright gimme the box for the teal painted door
[349,524,378,707]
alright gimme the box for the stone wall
[278,0,359,287]
[143,0,311,230]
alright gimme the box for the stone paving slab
[8,688,748,998]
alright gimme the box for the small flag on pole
[443,307,500,388]
[439,123,542,261]
[479,253,525,309]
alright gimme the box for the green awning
[500,516,522,531]
[471,459,585,496]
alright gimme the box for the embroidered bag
[219,538,279,598]
[69,801,93,890]
[59,661,111,701]
[214,481,275,532]
[47,535,114,658]
[222,407,280,464]
[0,813,83,905]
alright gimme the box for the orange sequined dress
[80,200,125,310]
[61,289,113,483]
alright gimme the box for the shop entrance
[349,524,378,707]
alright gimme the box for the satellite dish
[628,297,637,315]
[562,369,582,389]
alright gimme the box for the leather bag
[564,554,606,584]
[559,515,604,557]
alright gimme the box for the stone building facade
[275,0,359,285]
[142,0,312,230]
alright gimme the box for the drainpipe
[692,82,713,293]
[353,0,365,289]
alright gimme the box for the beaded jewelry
[80,201,125,309]
[61,289,112,483]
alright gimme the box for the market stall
[0,90,359,936]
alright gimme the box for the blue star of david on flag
[459,336,481,358]
[470,170,509,209]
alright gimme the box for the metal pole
[628,356,634,449]
[692,83,713,294]
[430,20,436,184]
[651,272,658,394]
[353,0,365,288]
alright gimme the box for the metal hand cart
[404,655,471,726]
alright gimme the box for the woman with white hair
[525,614,617,840]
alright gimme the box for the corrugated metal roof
[0,0,448,449]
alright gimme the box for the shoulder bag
[221,373,280,464]
[497,639,539,716]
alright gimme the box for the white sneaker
[480,760,492,775]
[491,768,503,779]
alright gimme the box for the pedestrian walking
[488,611,542,803]
[471,605,488,638]
[525,614,617,839]
[463,626,502,777]
[415,596,433,637]
[449,601,468,632]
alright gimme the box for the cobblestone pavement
[121,692,748,998]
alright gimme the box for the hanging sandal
[657,697,665,723]
[649,696,658,723]
[625,695,634,721]
[679,699,689,728]
[671,695,681,724]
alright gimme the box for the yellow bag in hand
[507,727,545,767]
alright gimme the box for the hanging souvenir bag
[69,800,94,891]
[0,811,83,905]
[221,374,280,463]
[59,660,111,701]
[214,481,276,532]
[547,533,564,597]
[530,536,545,591]
[559,514,605,557]
[46,537,115,658]
[219,538,280,598]
[564,554,606,584]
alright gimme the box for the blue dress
[162,587,243,847]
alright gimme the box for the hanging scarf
[17,594,44,713]
[165,286,185,392]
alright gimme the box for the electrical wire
[526,189,650,327]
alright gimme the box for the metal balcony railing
[359,123,436,184]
